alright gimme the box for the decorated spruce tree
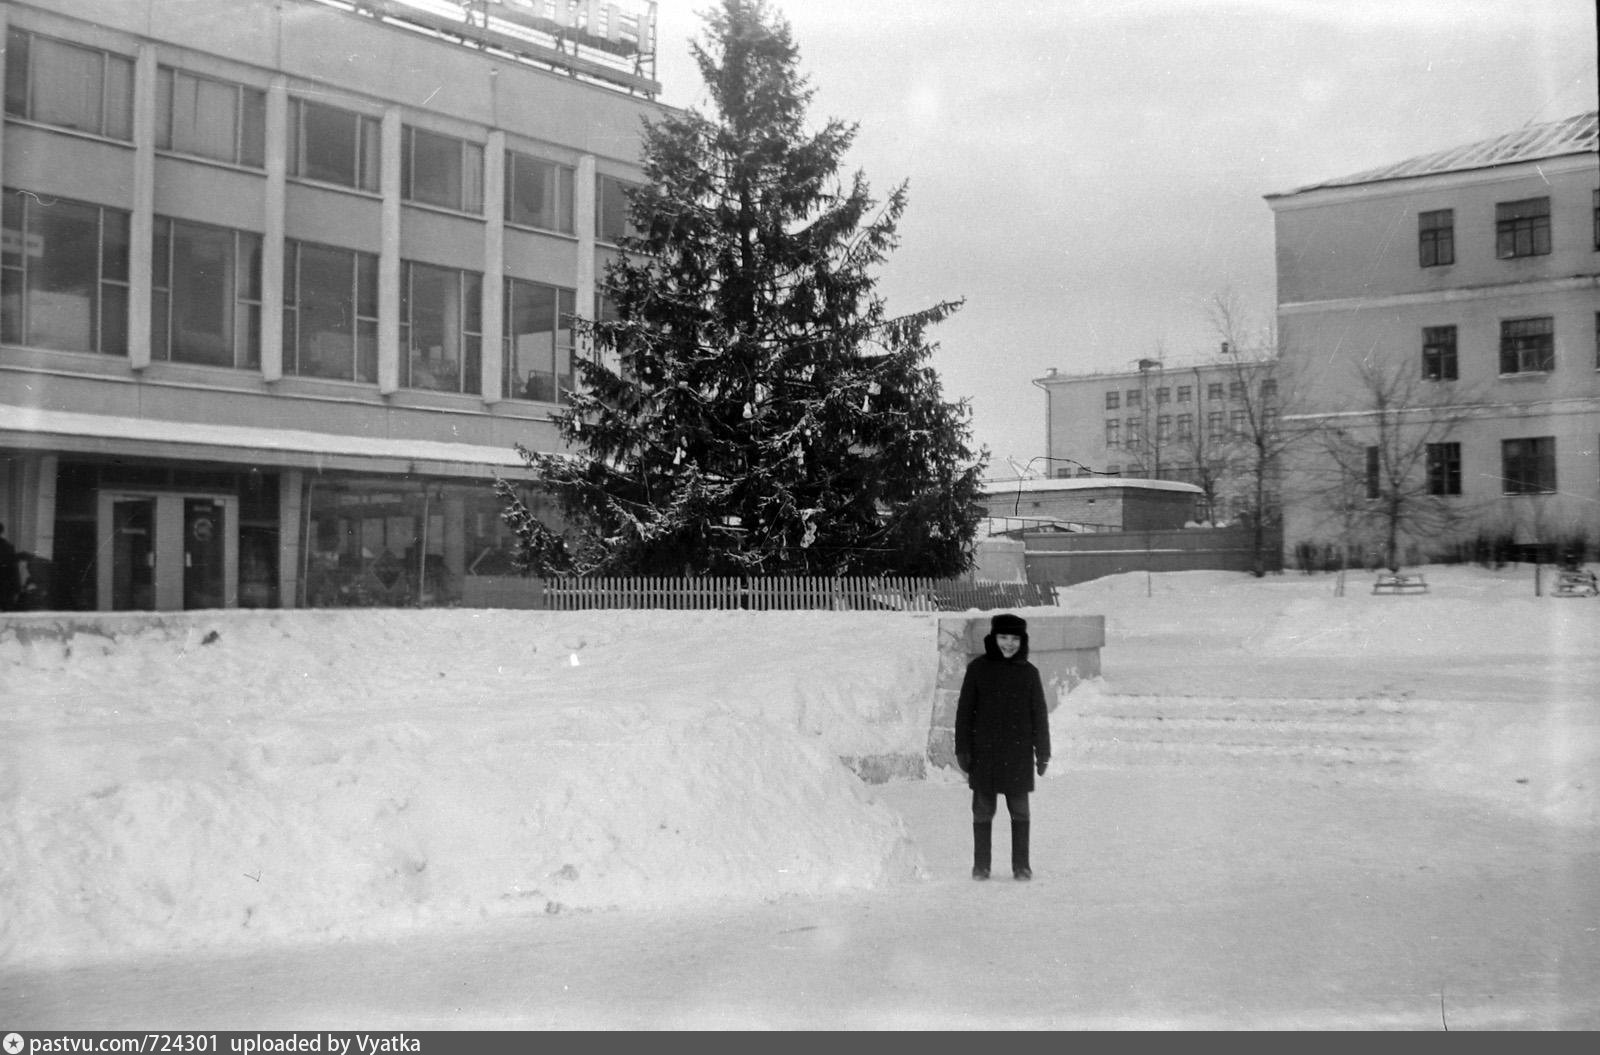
[498,0,986,577]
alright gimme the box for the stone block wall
[927,614,1105,771]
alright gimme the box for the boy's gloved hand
[956,752,971,773]
[1036,758,1049,776]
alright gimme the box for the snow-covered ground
[2,564,1597,1029]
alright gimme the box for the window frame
[1422,324,1458,381]
[151,215,262,370]
[1418,208,1455,267]
[156,66,266,168]
[1501,436,1556,495]
[1104,419,1120,447]
[401,125,484,214]
[504,276,578,404]
[1495,197,1551,259]
[1207,382,1224,401]
[3,28,134,141]
[595,173,641,244]
[288,98,381,193]
[400,260,483,395]
[1104,390,1120,411]
[2,186,131,355]
[1426,441,1462,496]
[1499,316,1554,375]
[506,149,576,234]
[282,239,379,383]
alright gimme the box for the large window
[4,29,133,140]
[401,261,482,394]
[1207,382,1224,401]
[1422,325,1458,381]
[1104,390,1119,410]
[596,174,640,244]
[401,126,483,213]
[1206,410,1223,438]
[1496,197,1551,259]
[1156,415,1172,443]
[1501,437,1556,495]
[1,188,129,354]
[1426,442,1461,496]
[1104,419,1120,447]
[1175,413,1193,440]
[1499,316,1554,375]
[1176,384,1191,403]
[505,278,576,403]
[283,241,378,382]
[157,68,265,167]
[288,99,380,192]
[506,151,575,233]
[1123,417,1141,448]
[1124,389,1140,408]
[152,218,261,368]
[1418,209,1454,267]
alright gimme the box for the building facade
[0,0,665,610]
[1031,354,1278,524]
[1267,112,1600,564]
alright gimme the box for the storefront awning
[0,406,550,481]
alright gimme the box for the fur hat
[990,613,1028,637]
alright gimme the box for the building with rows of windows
[0,0,665,610]
[1267,111,1599,564]
[1030,354,1278,525]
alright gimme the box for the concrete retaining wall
[926,615,1106,772]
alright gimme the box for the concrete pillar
[260,76,288,382]
[279,469,304,608]
[481,131,505,404]
[128,44,158,371]
[377,106,402,395]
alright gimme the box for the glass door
[184,498,227,610]
[109,497,157,611]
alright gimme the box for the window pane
[28,197,101,351]
[31,37,104,134]
[4,31,28,119]
[102,53,133,140]
[408,128,465,209]
[169,72,240,162]
[300,102,358,185]
[405,263,464,392]
[168,221,237,366]
[507,280,556,401]
[296,245,355,378]
[239,87,266,168]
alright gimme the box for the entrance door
[108,497,157,611]
[98,492,238,611]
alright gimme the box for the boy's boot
[1012,819,1032,881]
[972,821,992,880]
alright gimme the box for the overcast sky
[647,0,1599,473]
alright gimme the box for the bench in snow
[1373,573,1428,594]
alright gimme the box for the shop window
[1501,436,1556,495]
[402,125,483,213]
[152,217,261,369]
[157,67,265,167]
[401,261,482,394]
[1426,442,1461,496]
[283,240,378,382]
[289,98,380,192]
[506,151,575,233]
[1422,325,1458,381]
[1418,209,1454,267]
[505,277,577,403]
[1495,197,1550,259]
[1499,316,1554,374]
[2,187,130,354]
[4,28,133,140]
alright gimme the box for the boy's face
[995,633,1022,658]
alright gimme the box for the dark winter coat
[954,632,1051,795]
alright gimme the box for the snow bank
[0,610,941,967]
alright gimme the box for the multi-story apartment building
[0,0,665,611]
[1031,353,1278,524]
[1267,111,1599,564]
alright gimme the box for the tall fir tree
[498,0,986,577]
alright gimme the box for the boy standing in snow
[955,613,1051,881]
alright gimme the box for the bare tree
[1304,356,1479,573]
[1203,291,1299,577]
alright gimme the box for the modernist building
[0,0,666,610]
[1031,353,1278,524]
[1266,111,1599,562]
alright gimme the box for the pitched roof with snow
[1273,111,1597,197]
